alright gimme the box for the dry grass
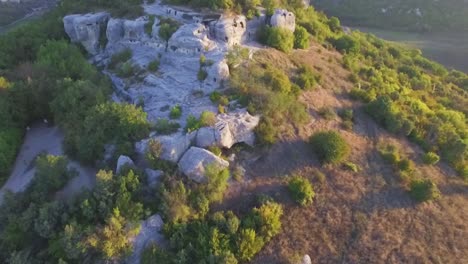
[219,42,468,264]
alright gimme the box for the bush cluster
[309,131,350,164]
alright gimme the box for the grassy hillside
[311,0,468,32]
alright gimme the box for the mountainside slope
[311,0,468,32]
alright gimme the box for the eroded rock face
[178,147,229,183]
[270,9,296,32]
[216,109,260,148]
[135,132,195,163]
[209,14,247,47]
[116,155,135,174]
[168,23,214,55]
[63,12,110,54]
[127,214,165,264]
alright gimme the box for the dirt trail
[0,122,96,203]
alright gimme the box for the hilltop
[0,0,467,263]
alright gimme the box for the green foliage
[260,26,294,53]
[197,68,208,81]
[317,107,336,120]
[159,19,179,42]
[423,152,440,165]
[236,229,264,261]
[200,111,217,127]
[72,102,150,163]
[309,131,350,164]
[288,176,315,205]
[148,59,160,72]
[145,15,156,36]
[331,35,360,54]
[154,118,181,135]
[226,45,250,68]
[185,115,202,132]
[293,25,310,49]
[343,161,360,172]
[37,40,96,80]
[169,105,182,119]
[409,179,441,202]
[109,48,132,69]
[295,65,319,90]
[117,61,138,78]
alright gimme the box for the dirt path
[0,123,96,203]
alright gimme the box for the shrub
[288,176,315,206]
[158,20,179,42]
[423,152,440,165]
[318,107,336,120]
[200,111,217,127]
[293,25,310,49]
[409,179,441,202]
[185,115,201,132]
[148,59,160,72]
[331,35,360,54]
[197,68,208,81]
[109,49,132,69]
[378,144,401,165]
[255,117,277,145]
[154,118,180,134]
[260,26,294,53]
[169,105,182,119]
[210,91,221,103]
[309,131,350,164]
[117,61,136,78]
[145,15,156,36]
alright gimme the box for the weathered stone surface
[127,214,165,264]
[215,109,260,148]
[168,23,214,55]
[145,169,163,188]
[178,147,229,183]
[301,254,312,264]
[135,133,194,163]
[196,127,217,148]
[270,9,296,32]
[116,155,134,174]
[209,14,246,47]
[63,12,110,54]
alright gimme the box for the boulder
[209,14,247,47]
[178,147,229,183]
[145,169,164,188]
[270,9,296,32]
[116,155,135,174]
[127,214,165,264]
[215,109,260,148]
[196,127,217,148]
[135,133,195,163]
[205,59,230,87]
[106,18,125,44]
[123,17,148,40]
[301,254,312,264]
[63,12,110,55]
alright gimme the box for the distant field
[354,27,468,73]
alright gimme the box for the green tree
[236,229,264,261]
[263,27,294,53]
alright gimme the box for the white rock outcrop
[63,12,110,54]
[116,155,135,174]
[178,147,229,183]
[216,109,260,148]
[209,14,247,47]
[270,9,296,32]
[168,23,214,55]
[301,254,312,264]
[136,133,195,163]
[194,109,260,148]
[127,214,165,264]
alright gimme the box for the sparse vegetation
[423,152,440,165]
[154,118,181,134]
[409,179,441,202]
[169,105,182,119]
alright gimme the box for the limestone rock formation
[63,12,110,54]
[301,254,312,264]
[145,169,164,188]
[127,214,165,264]
[270,9,296,32]
[116,155,135,174]
[136,133,195,163]
[209,14,247,47]
[168,23,214,55]
[196,127,217,148]
[215,109,260,148]
[178,147,229,183]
